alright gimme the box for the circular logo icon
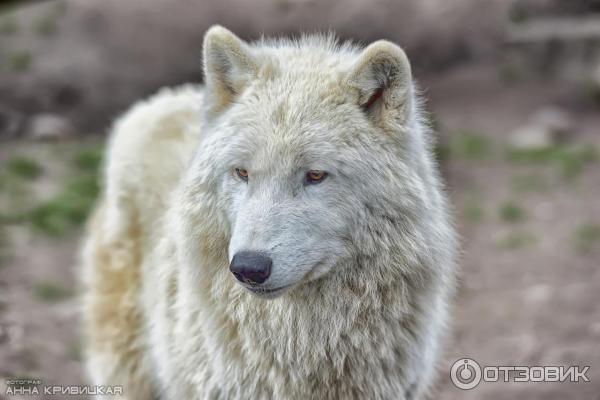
[450,358,482,390]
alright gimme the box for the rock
[509,106,571,150]
[530,106,571,139]
[26,113,75,140]
[509,124,554,150]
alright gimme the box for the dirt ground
[428,64,600,400]
[0,62,599,399]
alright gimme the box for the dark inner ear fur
[361,58,402,111]
[362,87,384,110]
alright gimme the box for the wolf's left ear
[346,41,413,127]
[203,25,258,117]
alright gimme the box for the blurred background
[0,0,599,399]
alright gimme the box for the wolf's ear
[203,26,258,116]
[346,40,412,127]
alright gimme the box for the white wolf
[81,26,458,400]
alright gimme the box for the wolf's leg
[81,204,157,400]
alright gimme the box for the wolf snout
[229,251,272,285]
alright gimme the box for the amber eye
[235,168,249,182]
[305,170,328,185]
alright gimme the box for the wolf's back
[80,85,203,399]
[102,85,203,243]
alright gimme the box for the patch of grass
[497,230,537,250]
[73,147,104,172]
[0,228,9,268]
[29,175,99,235]
[1,144,103,236]
[573,223,600,253]
[6,157,43,180]
[450,130,492,161]
[6,50,32,72]
[0,174,33,223]
[0,171,33,223]
[556,146,599,178]
[33,281,72,302]
[506,144,599,178]
[0,15,18,35]
[67,174,100,199]
[506,146,557,163]
[511,173,549,193]
[498,201,526,223]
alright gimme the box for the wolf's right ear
[346,41,413,128]
[203,26,258,117]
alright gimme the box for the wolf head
[177,26,435,300]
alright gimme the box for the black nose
[229,251,272,285]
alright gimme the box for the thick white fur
[81,26,458,400]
